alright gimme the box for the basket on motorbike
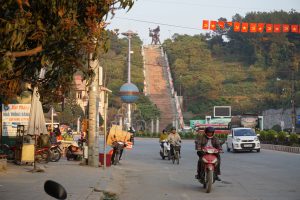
[174,144,181,151]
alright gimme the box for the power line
[115,17,200,30]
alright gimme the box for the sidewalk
[0,158,122,200]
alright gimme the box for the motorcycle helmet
[204,126,215,139]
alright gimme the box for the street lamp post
[122,30,137,129]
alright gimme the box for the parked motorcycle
[159,140,170,160]
[35,146,50,163]
[49,142,62,162]
[197,146,220,193]
[111,141,125,165]
[0,144,16,160]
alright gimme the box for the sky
[107,0,300,44]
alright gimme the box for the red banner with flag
[241,23,248,32]
[227,22,233,27]
[202,20,209,30]
[291,25,298,33]
[274,24,281,33]
[282,24,290,32]
[218,21,225,29]
[250,23,257,33]
[234,22,241,32]
[266,24,273,33]
[202,20,299,34]
[210,21,217,30]
[257,23,264,33]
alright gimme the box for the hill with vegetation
[162,10,300,119]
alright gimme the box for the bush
[266,130,276,143]
[289,134,299,145]
[258,130,267,142]
[277,131,287,144]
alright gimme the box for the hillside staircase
[143,45,183,131]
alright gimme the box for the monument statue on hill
[149,26,161,45]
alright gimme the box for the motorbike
[0,144,16,160]
[197,146,220,193]
[35,146,50,163]
[111,141,125,165]
[44,180,67,199]
[171,141,181,165]
[49,142,62,162]
[159,140,170,160]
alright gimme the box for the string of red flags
[202,20,299,33]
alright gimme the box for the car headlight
[254,137,259,141]
[235,138,241,142]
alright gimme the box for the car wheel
[226,144,230,152]
[257,149,260,153]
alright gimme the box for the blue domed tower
[120,82,139,103]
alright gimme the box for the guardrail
[261,144,300,154]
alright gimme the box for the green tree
[0,0,134,103]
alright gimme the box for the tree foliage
[0,0,135,103]
[163,10,300,117]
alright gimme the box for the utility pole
[88,54,99,167]
[290,55,298,134]
[291,68,296,133]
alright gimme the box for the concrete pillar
[156,118,159,133]
[151,119,154,134]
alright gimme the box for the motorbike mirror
[44,180,67,199]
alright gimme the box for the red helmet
[204,126,215,139]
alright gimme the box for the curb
[261,144,300,154]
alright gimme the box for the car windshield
[234,129,256,136]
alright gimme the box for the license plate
[243,144,252,147]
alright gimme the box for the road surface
[115,138,300,200]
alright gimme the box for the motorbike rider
[159,129,168,142]
[159,129,169,153]
[167,127,181,157]
[195,126,222,181]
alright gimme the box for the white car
[226,128,260,152]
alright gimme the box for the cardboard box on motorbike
[107,125,131,146]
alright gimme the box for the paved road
[116,138,300,200]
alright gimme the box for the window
[234,129,256,136]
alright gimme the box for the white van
[226,128,260,152]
